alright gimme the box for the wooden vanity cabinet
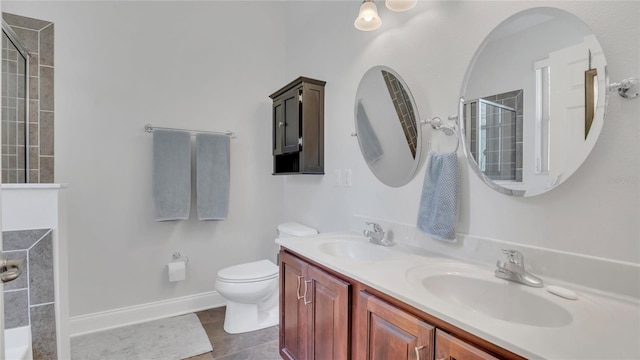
[270,77,325,175]
[279,251,350,360]
[279,249,525,360]
[435,329,499,360]
[357,291,435,360]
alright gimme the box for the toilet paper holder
[172,252,189,264]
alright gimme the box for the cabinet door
[435,329,498,360]
[273,97,284,155]
[307,265,350,360]
[280,252,309,360]
[281,87,301,154]
[359,291,435,360]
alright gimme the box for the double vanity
[277,232,640,359]
[276,5,639,360]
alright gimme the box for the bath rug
[70,313,212,360]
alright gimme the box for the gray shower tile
[29,120,39,146]
[31,304,58,360]
[7,170,17,182]
[6,49,18,61]
[39,66,53,111]
[18,74,25,98]
[18,55,25,75]
[29,145,39,171]
[17,146,25,166]
[29,169,39,183]
[29,75,38,100]
[2,170,7,183]
[18,170,26,183]
[28,54,38,77]
[17,120,25,146]
[29,99,38,122]
[11,27,38,53]
[3,13,52,31]
[1,250,28,290]
[40,156,54,183]
[2,229,50,251]
[39,24,54,67]
[17,98,24,122]
[40,111,54,155]
[4,289,29,329]
[29,231,55,305]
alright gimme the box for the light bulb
[354,0,382,31]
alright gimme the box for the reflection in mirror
[355,66,422,187]
[460,7,607,197]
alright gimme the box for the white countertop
[277,232,640,360]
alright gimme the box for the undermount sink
[407,263,573,328]
[318,239,393,261]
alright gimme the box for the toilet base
[223,299,279,334]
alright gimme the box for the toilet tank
[277,222,318,238]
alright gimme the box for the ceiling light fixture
[385,0,417,12]
[354,0,382,31]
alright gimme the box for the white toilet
[215,222,318,334]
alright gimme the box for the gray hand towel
[196,133,230,220]
[417,152,459,242]
[153,129,192,221]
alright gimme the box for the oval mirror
[355,66,423,187]
[459,7,607,197]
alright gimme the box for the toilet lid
[217,259,279,282]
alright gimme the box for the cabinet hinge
[298,89,303,103]
[298,137,303,146]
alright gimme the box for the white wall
[282,1,640,264]
[3,1,288,317]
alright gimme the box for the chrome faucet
[363,222,394,247]
[495,249,543,287]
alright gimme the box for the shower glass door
[476,99,517,181]
[2,26,29,183]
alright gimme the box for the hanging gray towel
[152,129,192,221]
[196,133,230,220]
[417,152,459,242]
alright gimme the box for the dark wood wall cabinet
[270,77,326,175]
[279,248,525,360]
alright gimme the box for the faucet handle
[502,249,524,265]
[365,222,383,233]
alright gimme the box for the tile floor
[185,307,281,360]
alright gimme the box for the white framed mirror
[354,65,423,187]
[459,7,608,197]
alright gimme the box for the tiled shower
[1,13,54,183]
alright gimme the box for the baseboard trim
[70,291,226,337]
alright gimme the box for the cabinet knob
[278,122,285,127]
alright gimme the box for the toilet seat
[217,259,278,283]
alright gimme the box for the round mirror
[355,66,423,187]
[459,7,607,197]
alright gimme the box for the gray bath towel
[196,133,230,220]
[417,152,459,242]
[153,129,192,221]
